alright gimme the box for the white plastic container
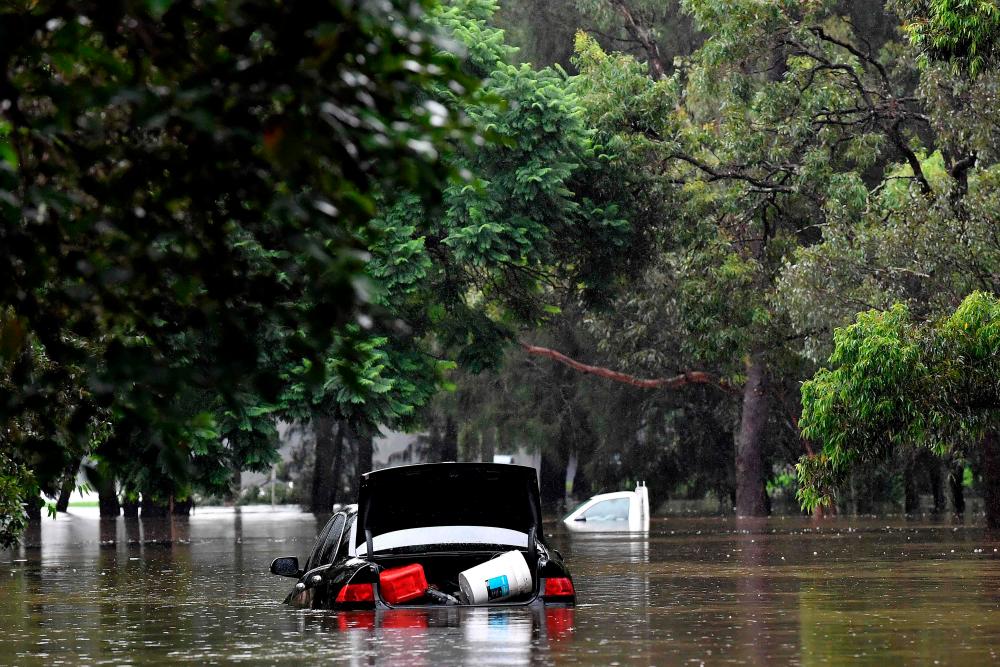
[457,551,533,604]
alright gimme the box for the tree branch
[666,153,794,192]
[888,119,933,195]
[608,0,668,79]
[519,341,737,393]
[949,151,977,198]
[808,26,891,91]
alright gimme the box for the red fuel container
[378,563,428,605]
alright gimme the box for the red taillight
[543,577,575,598]
[336,583,375,604]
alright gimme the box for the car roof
[581,491,636,503]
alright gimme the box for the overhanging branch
[519,341,737,394]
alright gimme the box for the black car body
[270,463,576,609]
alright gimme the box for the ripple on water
[2,511,1000,664]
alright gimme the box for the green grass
[67,501,99,508]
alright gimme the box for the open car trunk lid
[355,463,542,556]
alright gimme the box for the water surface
[2,508,999,665]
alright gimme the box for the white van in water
[562,482,650,532]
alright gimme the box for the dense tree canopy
[0,0,476,541]
[6,0,1000,544]
[797,292,1000,525]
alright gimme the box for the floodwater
[2,508,1000,665]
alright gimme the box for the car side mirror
[574,516,586,522]
[270,556,302,578]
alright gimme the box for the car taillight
[336,583,375,604]
[542,577,575,599]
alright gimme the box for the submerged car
[270,463,576,609]
[563,482,650,532]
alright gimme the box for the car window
[580,497,630,521]
[332,514,355,562]
[306,512,347,570]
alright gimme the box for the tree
[0,0,475,542]
[363,0,638,392]
[774,8,1000,511]
[259,0,635,513]
[280,330,445,512]
[796,292,1000,527]
[514,0,938,515]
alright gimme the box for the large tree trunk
[356,427,374,477]
[120,483,139,517]
[55,474,74,513]
[927,456,945,514]
[735,355,769,517]
[903,451,919,513]
[25,495,43,523]
[948,458,965,515]
[97,476,121,518]
[227,468,242,504]
[425,420,442,463]
[480,427,496,463]
[121,493,139,518]
[328,420,347,506]
[982,429,1000,530]
[141,495,169,517]
[172,496,193,516]
[310,413,339,513]
[442,416,458,462]
[83,464,121,517]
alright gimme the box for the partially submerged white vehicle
[563,482,650,532]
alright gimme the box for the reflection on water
[304,605,574,666]
[3,508,1000,664]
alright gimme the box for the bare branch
[949,152,977,198]
[808,26,891,91]
[888,118,933,195]
[666,153,794,192]
[519,341,738,393]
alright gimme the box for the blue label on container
[485,574,509,600]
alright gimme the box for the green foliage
[766,466,797,496]
[283,328,446,433]
[902,0,1000,75]
[797,292,1000,510]
[567,5,927,390]
[0,451,34,549]
[0,0,476,533]
[9,0,1000,530]
[372,2,634,376]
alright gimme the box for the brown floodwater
[2,507,1000,665]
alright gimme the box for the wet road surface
[2,507,1000,665]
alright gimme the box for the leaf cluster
[797,291,1000,510]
